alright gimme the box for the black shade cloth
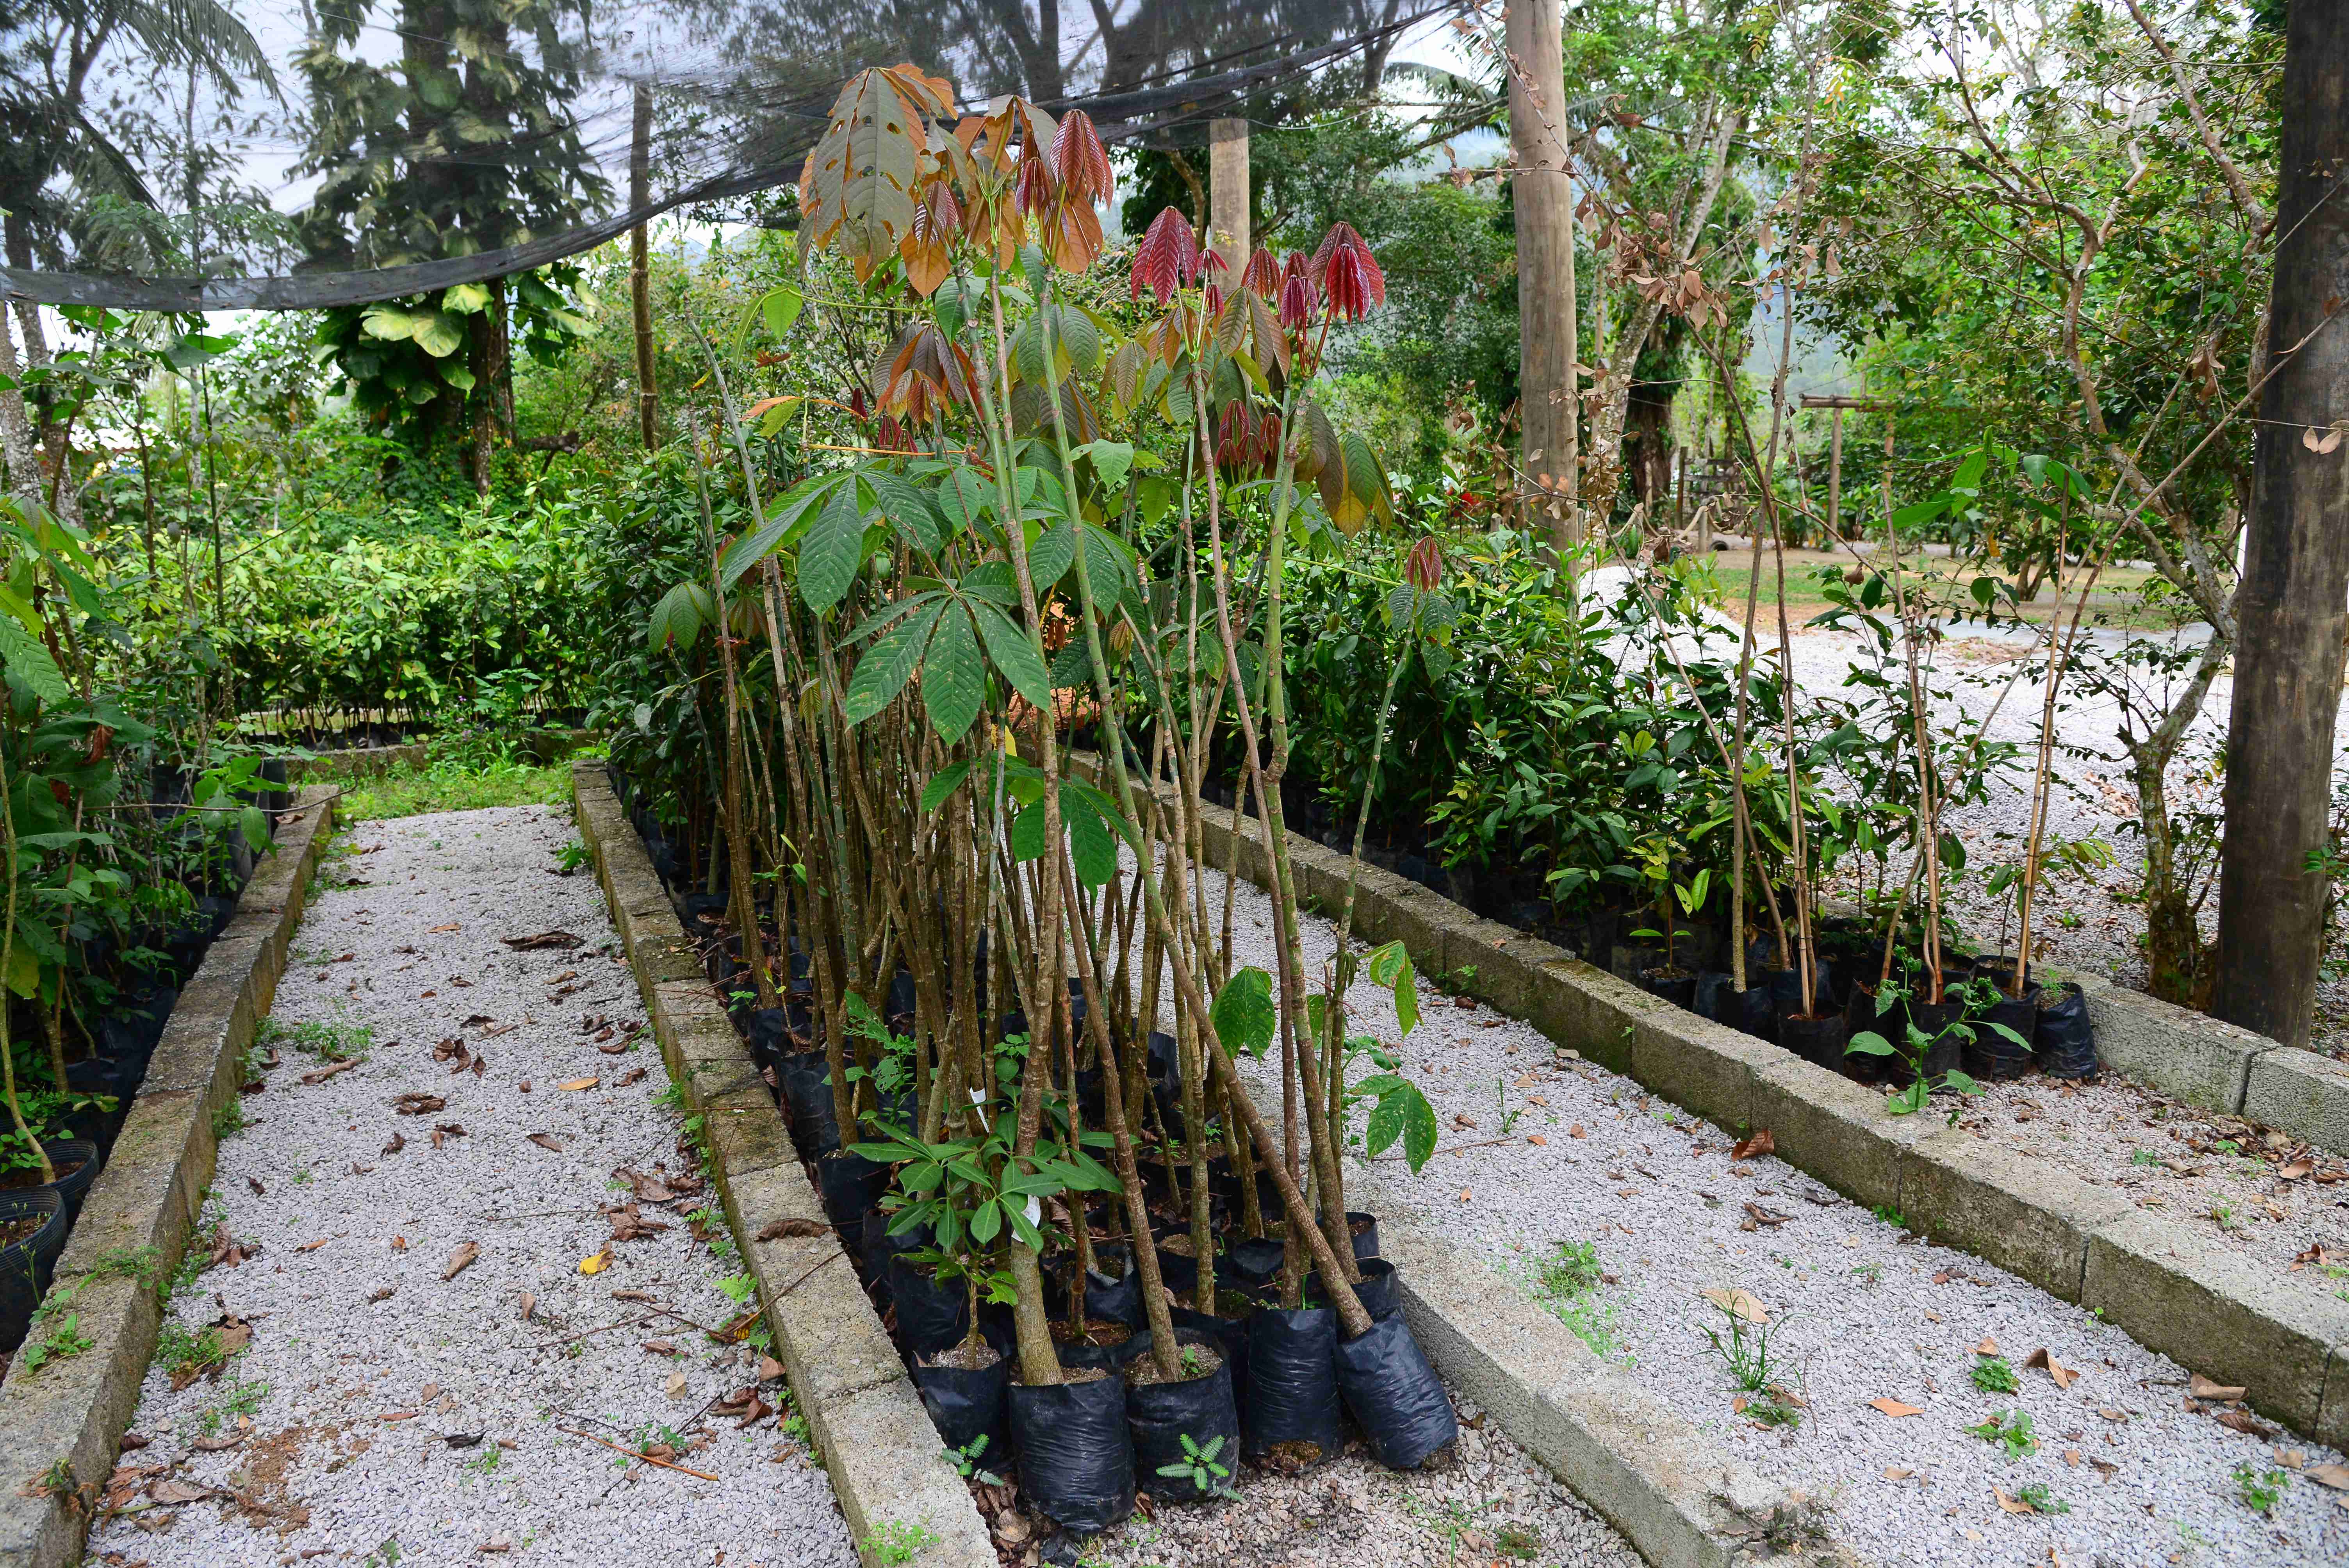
[1,0,1449,308]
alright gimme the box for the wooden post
[1507,0,1578,565]
[1209,118,1250,278]
[631,83,659,451]
[2216,2,2349,1048]
[1827,404,1843,541]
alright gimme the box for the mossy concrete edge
[0,786,335,1568]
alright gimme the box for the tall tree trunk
[2215,2,2349,1049]
[632,84,660,450]
[0,305,38,511]
[1208,118,1250,276]
[1507,0,1579,563]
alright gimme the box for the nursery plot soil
[86,805,854,1568]
[1173,857,2349,1568]
[1951,1072,2349,1299]
[1070,1384,1644,1568]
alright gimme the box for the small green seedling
[2012,1482,2069,1515]
[1965,1409,2037,1459]
[1156,1431,1240,1500]
[1971,1354,2020,1394]
[2233,1461,2287,1516]
[862,1520,940,1566]
[943,1434,1003,1486]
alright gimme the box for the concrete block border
[1384,1224,1862,1568]
[287,727,598,782]
[569,761,996,1568]
[0,786,335,1568]
[1166,787,2349,1452]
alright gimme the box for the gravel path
[87,805,854,1568]
[1178,857,2349,1568]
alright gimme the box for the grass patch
[1511,1238,1627,1362]
[156,1321,233,1383]
[337,757,568,823]
[258,1015,372,1062]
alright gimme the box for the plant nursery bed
[1194,855,2349,1568]
[588,770,1686,1568]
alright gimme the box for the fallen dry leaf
[382,1131,406,1155]
[606,1203,671,1242]
[2215,1406,2279,1439]
[664,1370,688,1399]
[1868,1398,1923,1418]
[580,1249,611,1276]
[2306,1462,2349,1490]
[428,922,461,932]
[1700,1287,1770,1324]
[757,1355,784,1382]
[297,1238,331,1253]
[2188,1373,2247,1402]
[1527,1133,1549,1146]
[1883,1466,1913,1480]
[2279,1160,2312,1180]
[1731,1130,1775,1160]
[504,929,584,950]
[442,1242,480,1281]
[1742,1203,1791,1228]
[518,1291,536,1321]
[1568,1124,1586,1139]
[1975,1336,2001,1356]
[617,1067,647,1087]
[300,1058,358,1085]
[2023,1347,2079,1388]
[393,1093,446,1115]
[149,1478,215,1505]
[558,1077,599,1092]
[643,1339,679,1356]
[1457,1188,1472,1203]
[1994,1486,2035,1515]
[368,1286,395,1303]
[757,1217,828,1241]
[526,1133,566,1153]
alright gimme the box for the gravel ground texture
[1942,1070,2349,1308]
[1177,855,2349,1568]
[86,805,854,1568]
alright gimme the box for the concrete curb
[288,728,597,781]
[0,787,335,1568]
[1164,786,2349,1452]
[569,762,995,1568]
[1385,1224,1862,1568]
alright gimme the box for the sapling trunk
[0,745,49,1184]
[2016,546,2108,999]
[1063,856,1180,1376]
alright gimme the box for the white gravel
[1942,1071,2349,1308]
[1174,855,2349,1568]
[86,805,854,1568]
